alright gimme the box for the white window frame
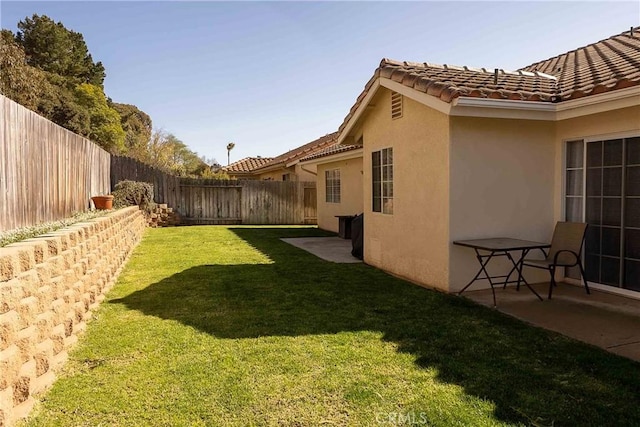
[562,130,640,294]
[372,147,393,214]
[325,169,341,203]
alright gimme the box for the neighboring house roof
[338,27,640,136]
[223,157,274,173]
[254,132,339,172]
[300,142,362,162]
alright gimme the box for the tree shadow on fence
[111,227,640,426]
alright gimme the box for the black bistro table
[453,238,550,307]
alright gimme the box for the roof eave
[450,97,556,120]
[253,162,287,174]
[299,147,364,166]
[451,85,640,120]
[337,79,381,146]
[555,85,640,120]
[380,78,453,115]
[226,170,254,175]
[340,56,640,141]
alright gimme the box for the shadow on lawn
[112,227,640,426]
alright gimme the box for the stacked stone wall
[147,204,180,227]
[0,207,146,426]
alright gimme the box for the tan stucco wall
[449,116,556,291]
[553,105,640,221]
[257,164,317,182]
[354,91,638,293]
[294,164,317,182]
[257,167,294,181]
[316,157,364,232]
[361,89,451,290]
[227,173,258,180]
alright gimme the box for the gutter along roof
[301,142,362,162]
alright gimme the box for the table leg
[458,249,486,294]
[457,249,497,307]
[516,249,543,301]
[503,252,520,290]
[478,251,498,308]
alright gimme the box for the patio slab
[463,283,640,362]
[281,237,362,263]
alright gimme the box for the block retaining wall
[0,206,146,426]
[147,204,180,228]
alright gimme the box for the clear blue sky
[2,1,638,165]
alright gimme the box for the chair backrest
[547,222,588,265]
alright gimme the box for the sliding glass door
[564,136,640,291]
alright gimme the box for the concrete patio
[281,236,362,263]
[463,283,640,362]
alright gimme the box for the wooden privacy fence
[179,179,317,225]
[110,155,181,208]
[1,98,315,231]
[111,157,317,225]
[0,95,111,232]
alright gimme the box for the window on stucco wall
[565,140,584,223]
[372,147,393,214]
[325,169,341,203]
[564,140,585,281]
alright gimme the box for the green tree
[200,168,232,179]
[73,83,125,153]
[0,29,94,134]
[15,14,105,87]
[160,134,207,176]
[0,29,52,111]
[49,83,91,136]
[111,102,153,155]
[5,14,205,169]
[143,130,173,171]
[6,15,122,150]
[141,131,208,176]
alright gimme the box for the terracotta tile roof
[338,61,558,135]
[254,132,339,171]
[379,60,558,103]
[300,142,362,162]
[520,27,640,101]
[223,157,274,173]
[339,27,640,135]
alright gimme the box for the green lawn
[25,226,640,426]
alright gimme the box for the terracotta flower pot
[91,195,114,210]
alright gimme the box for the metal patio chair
[521,222,590,299]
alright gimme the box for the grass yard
[24,226,640,426]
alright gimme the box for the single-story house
[334,27,639,296]
[299,143,363,233]
[222,156,274,180]
[253,132,338,181]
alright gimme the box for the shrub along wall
[0,207,146,426]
